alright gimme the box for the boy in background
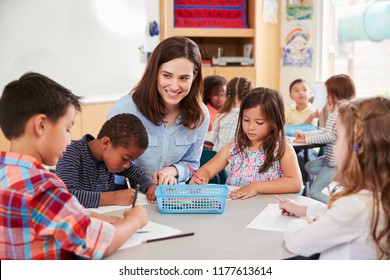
[285,79,319,184]
[56,113,158,207]
[0,72,147,259]
[285,78,319,125]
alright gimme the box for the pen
[186,163,201,180]
[274,194,285,203]
[142,232,195,243]
[132,184,140,208]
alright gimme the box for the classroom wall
[279,1,325,107]
[0,0,160,98]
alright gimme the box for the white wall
[0,0,160,99]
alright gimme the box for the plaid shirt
[0,151,115,259]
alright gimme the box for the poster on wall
[282,24,313,68]
[286,0,313,20]
[263,0,278,24]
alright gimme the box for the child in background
[286,79,319,184]
[190,87,302,199]
[285,78,318,125]
[212,77,253,152]
[294,74,356,203]
[203,75,227,132]
[56,114,158,207]
[280,96,390,260]
[0,72,147,259]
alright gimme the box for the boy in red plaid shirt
[0,72,147,259]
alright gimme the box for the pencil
[132,184,140,208]
[186,163,201,180]
[125,177,131,189]
[142,232,195,244]
[274,194,285,203]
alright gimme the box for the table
[104,193,317,260]
[292,142,325,196]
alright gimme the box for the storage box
[156,184,228,214]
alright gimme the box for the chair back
[200,148,227,184]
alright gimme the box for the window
[323,0,390,97]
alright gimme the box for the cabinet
[160,0,281,88]
[202,66,256,84]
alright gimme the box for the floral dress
[226,143,283,187]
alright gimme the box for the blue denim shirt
[107,94,210,183]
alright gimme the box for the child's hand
[123,205,148,228]
[188,175,207,185]
[228,185,258,200]
[293,132,305,139]
[278,199,307,217]
[146,185,157,203]
[114,188,135,206]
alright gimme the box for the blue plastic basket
[155,184,228,214]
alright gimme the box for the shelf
[168,28,254,38]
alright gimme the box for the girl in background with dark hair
[107,36,209,202]
[203,75,227,132]
[189,87,302,200]
[212,77,253,153]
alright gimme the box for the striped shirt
[0,151,114,259]
[56,134,156,208]
[304,111,338,167]
[212,108,240,152]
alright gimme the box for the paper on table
[311,82,327,112]
[246,203,296,232]
[88,193,149,214]
[118,221,182,250]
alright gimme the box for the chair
[200,148,227,184]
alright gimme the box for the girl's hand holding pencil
[277,198,307,218]
[187,163,207,184]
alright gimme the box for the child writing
[280,96,390,259]
[189,87,302,199]
[294,74,356,203]
[0,72,147,259]
[212,77,253,152]
[56,113,158,207]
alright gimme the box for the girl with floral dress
[189,87,302,200]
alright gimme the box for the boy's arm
[56,143,101,208]
[103,205,148,257]
[31,179,114,260]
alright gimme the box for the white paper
[311,82,327,112]
[87,193,149,214]
[246,203,297,232]
[118,221,182,250]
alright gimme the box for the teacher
[107,36,209,202]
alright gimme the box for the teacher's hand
[152,166,178,185]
